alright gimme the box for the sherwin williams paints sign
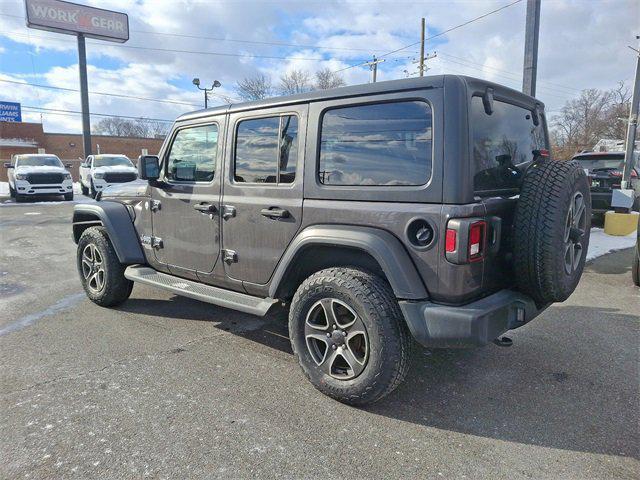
[25,0,129,42]
[0,102,22,122]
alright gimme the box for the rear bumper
[399,289,546,348]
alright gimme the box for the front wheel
[77,226,133,306]
[289,267,412,406]
[89,180,97,198]
[64,192,74,201]
[81,183,89,196]
[9,184,15,198]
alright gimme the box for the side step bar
[124,265,277,316]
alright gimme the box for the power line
[21,105,174,122]
[334,0,524,73]
[0,78,203,107]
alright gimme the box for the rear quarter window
[318,100,432,186]
[471,97,547,194]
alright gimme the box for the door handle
[260,207,290,219]
[193,203,217,213]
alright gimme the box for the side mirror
[4,162,13,168]
[138,155,160,181]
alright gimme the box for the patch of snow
[0,181,8,196]
[0,181,95,206]
[587,228,637,261]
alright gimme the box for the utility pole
[77,33,92,158]
[419,18,425,76]
[622,40,640,190]
[363,55,386,83]
[522,0,541,97]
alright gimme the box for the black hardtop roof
[176,74,542,123]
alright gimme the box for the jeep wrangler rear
[72,75,591,405]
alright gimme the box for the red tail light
[445,229,457,253]
[539,149,550,158]
[468,221,486,261]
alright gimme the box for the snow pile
[587,228,637,261]
[0,182,7,196]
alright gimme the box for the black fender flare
[72,202,145,264]
[269,225,429,300]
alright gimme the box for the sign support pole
[77,33,92,158]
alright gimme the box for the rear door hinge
[222,249,238,264]
[150,199,161,212]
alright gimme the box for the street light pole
[622,41,640,190]
[192,78,222,109]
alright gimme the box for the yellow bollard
[603,211,639,236]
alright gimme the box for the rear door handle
[260,207,290,219]
[193,203,217,213]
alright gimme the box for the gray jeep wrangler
[72,75,591,405]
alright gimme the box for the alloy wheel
[304,298,369,380]
[563,191,587,275]
[81,243,106,293]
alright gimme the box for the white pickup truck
[5,154,74,202]
[79,154,138,198]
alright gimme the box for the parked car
[571,151,640,214]
[79,154,137,198]
[5,154,73,202]
[72,75,591,405]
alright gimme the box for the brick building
[1,121,165,181]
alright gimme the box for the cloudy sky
[0,0,637,133]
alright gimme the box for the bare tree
[93,117,170,138]
[236,74,273,101]
[550,82,632,158]
[278,69,313,95]
[315,68,346,90]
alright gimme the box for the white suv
[5,154,74,202]
[79,154,137,198]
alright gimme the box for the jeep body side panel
[72,202,145,264]
[267,224,428,300]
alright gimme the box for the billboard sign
[25,0,129,42]
[0,101,22,122]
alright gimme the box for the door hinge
[222,249,238,264]
[150,199,161,212]
[140,235,163,249]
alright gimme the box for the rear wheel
[289,267,411,405]
[77,226,133,306]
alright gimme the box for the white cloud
[0,0,637,132]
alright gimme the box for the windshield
[574,155,624,171]
[94,156,133,167]
[16,155,63,167]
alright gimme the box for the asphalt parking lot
[1,198,638,479]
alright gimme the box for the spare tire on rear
[513,160,591,305]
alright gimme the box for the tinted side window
[471,97,546,193]
[318,101,432,186]
[166,124,218,182]
[235,115,298,184]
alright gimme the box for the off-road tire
[514,160,591,305]
[64,192,74,201]
[81,183,89,196]
[289,267,412,406]
[77,226,133,307]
